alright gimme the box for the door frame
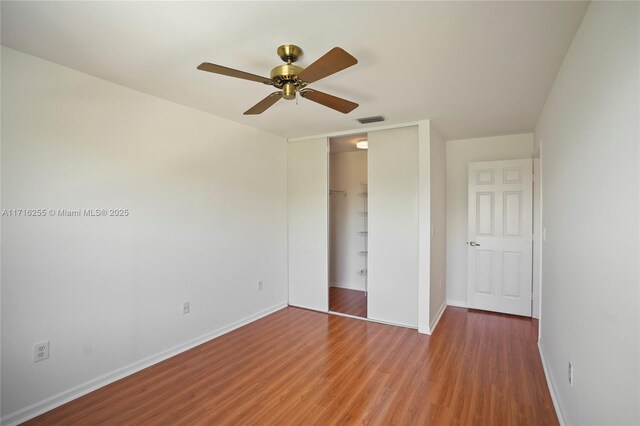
[532,157,541,319]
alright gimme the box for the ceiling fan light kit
[197,44,359,115]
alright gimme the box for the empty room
[1,1,638,425]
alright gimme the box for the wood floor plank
[25,306,558,425]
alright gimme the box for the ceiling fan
[197,44,359,115]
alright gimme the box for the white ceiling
[0,1,588,140]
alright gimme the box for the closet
[288,125,421,328]
[328,134,368,318]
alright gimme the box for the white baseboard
[446,299,467,308]
[1,302,288,426]
[430,301,447,333]
[538,341,566,426]
[329,282,366,291]
[418,301,447,335]
[287,303,328,314]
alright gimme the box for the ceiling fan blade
[300,89,358,114]
[297,47,358,84]
[244,92,283,115]
[197,62,272,84]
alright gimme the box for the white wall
[534,2,639,424]
[445,134,533,306]
[429,125,446,328]
[329,150,367,291]
[0,47,288,423]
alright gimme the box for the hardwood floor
[26,307,557,425]
[329,286,367,318]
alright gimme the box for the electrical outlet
[182,301,190,315]
[34,341,49,362]
[257,279,263,292]
[568,361,573,386]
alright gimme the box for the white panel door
[467,159,532,316]
[368,126,419,327]
[288,138,328,312]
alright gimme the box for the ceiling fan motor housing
[270,64,303,83]
[271,64,305,99]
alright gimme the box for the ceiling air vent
[356,115,385,124]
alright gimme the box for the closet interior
[328,133,368,318]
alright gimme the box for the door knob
[469,241,481,247]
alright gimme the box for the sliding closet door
[288,138,329,312]
[368,126,419,326]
